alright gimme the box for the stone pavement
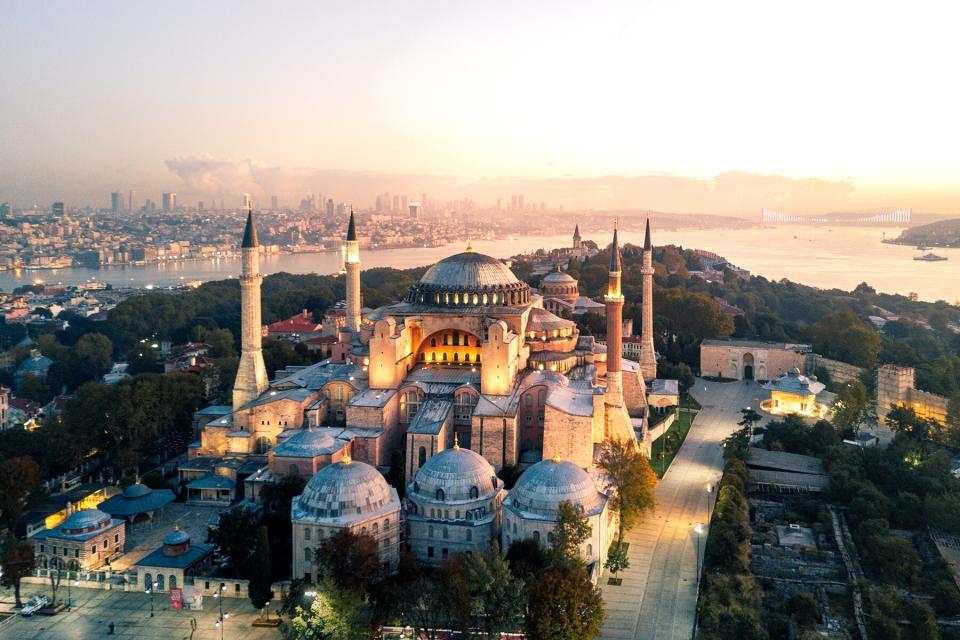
[600,379,766,640]
[0,584,282,640]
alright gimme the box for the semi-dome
[295,459,394,521]
[506,459,605,518]
[62,508,112,533]
[411,444,499,502]
[406,250,531,308]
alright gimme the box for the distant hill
[887,218,960,247]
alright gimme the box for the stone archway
[742,353,755,380]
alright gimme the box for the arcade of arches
[416,329,482,366]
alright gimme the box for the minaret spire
[344,209,362,334]
[639,217,657,381]
[232,209,268,410]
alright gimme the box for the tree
[0,455,40,528]
[737,407,763,439]
[249,526,274,619]
[658,362,695,392]
[787,592,819,630]
[810,309,881,369]
[0,536,36,607]
[211,506,258,577]
[604,540,629,578]
[287,595,333,640]
[462,543,526,638]
[526,569,605,640]
[832,380,871,435]
[549,501,592,570]
[315,529,380,592]
[903,599,940,640]
[506,538,548,582]
[597,438,657,542]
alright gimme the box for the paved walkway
[600,379,765,640]
[0,585,282,640]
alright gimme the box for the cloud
[163,155,857,215]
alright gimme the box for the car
[20,593,50,616]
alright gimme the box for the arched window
[436,488,445,501]
[466,529,473,542]
[428,525,434,538]
[431,337,437,347]
[156,574,164,591]
[408,503,417,515]
[453,352,459,362]
[384,519,391,531]
[532,531,540,543]
[144,573,152,591]
[255,436,272,454]
[372,523,379,535]
[401,390,421,423]
[418,447,427,468]
[170,575,177,590]
[469,486,479,499]
[464,353,471,362]
[443,527,449,539]
[454,391,477,426]
[587,543,593,557]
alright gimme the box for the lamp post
[147,580,157,617]
[693,523,703,585]
[214,582,227,640]
[705,483,713,526]
[66,572,72,611]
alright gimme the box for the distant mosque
[189,211,661,580]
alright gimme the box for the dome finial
[465,238,474,253]
[552,448,561,464]
[342,448,352,464]
[453,432,460,450]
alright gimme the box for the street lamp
[693,523,703,585]
[705,484,713,526]
[146,580,157,617]
[214,582,226,640]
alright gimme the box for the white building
[501,457,616,582]
[404,438,507,565]
[291,454,401,583]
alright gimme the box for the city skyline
[2,1,960,214]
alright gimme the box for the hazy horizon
[3,1,959,214]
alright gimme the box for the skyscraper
[162,192,177,212]
[271,195,278,210]
[52,202,65,217]
[128,190,136,213]
[111,191,123,214]
[326,199,334,217]
[409,203,421,220]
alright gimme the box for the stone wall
[812,355,864,384]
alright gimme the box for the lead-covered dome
[506,459,606,518]
[406,250,531,308]
[62,508,112,534]
[411,445,499,502]
[294,459,394,521]
[541,270,576,284]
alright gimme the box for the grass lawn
[651,409,696,478]
[681,391,702,411]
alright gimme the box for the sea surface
[6,226,957,303]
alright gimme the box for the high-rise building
[0,203,10,217]
[52,202,65,217]
[198,201,205,211]
[401,195,408,212]
[162,192,177,212]
[128,189,137,213]
[326,199,334,217]
[375,195,383,212]
[409,202,421,220]
[271,195,278,210]
[392,195,400,212]
[111,191,123,214]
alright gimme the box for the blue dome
[163,528,191,546]
[506,459,605,517]
[123,482,153,498]
[62,508,111,532]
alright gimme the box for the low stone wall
[907,387,949,423]
[646,412,676,443]
[23,571,290,600]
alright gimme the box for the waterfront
[5,225,957,303]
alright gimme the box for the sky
[2,0,959,214]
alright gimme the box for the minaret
[572,223,582,255]
[344,209,361,334]
[639,218,657,381]
[232,210,269,410]
[605,221,624,404]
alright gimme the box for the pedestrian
[108,621,115,634]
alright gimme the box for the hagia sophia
[188,211,662,581]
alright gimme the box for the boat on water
[914,253,948,262]
[916,245,930,250]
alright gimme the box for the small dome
[412,446,498,502]
[507,459,605,517]
[418,252,520,289]
[123,482,153,498]
[62,508,111,532]
[542,271,576,285]
[163,527,191,546]
[271,428,345,458]
[526,307,576,333]
[297,460,393,520]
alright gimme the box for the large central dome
[406,250,531,307]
